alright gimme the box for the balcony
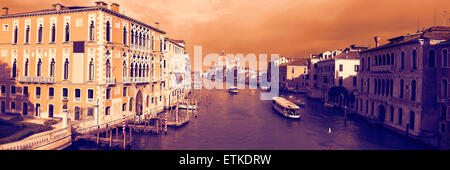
[370,65,395,73]
[122,77,150,84]
[19,76,55,84]
[87,98,94,103]
[151,77,157,82]
[437,96,449,104]
[104,77,116,85]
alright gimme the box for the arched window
[374,78,378,95]
[367,78,370,93]
[378,79,381,96]
[123,26,127,45]
[375,56,378,66]
[401,51,405,69]
[106,21,111,42]
[64,58,69,80]
[398,108,403,125]
[411,80,416,101]
[386,54,390,65]
[146,65,149,77]
[36,59,42,76]
[381,79,385,96]
[65,23,70,42]
[12,59,17,78]
[367,57,371,70]
[105,59,111,78]
[400,79,404,99]
[382,54,386,65]
[138,64,142,77]
[14,26,18,44]
[89,58,94,80]
[89,21,95,41]
[146,95,150,107]
[135,32,139,45]
[131,30,134,45]
[409,111,415,130]
[130,63,134,77]
[37,24,43,43]
[105,106,110,116]
[123,61,127,77]
[443,79,448,97]
[138,33,142,46]
[412,50,417,69]
[134,63,138,77]
[50,59,55,77]
[443,49,448,67]
[429,50,435,68]
[391,53,395,65]
[24,59,29,76]
[51,24,56,42]
[25,25,30,43]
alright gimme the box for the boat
[272,97,301,119]
[260,86,270,91]
[228,86,239,94]
[178,104,198,110]
[323,102,335,108]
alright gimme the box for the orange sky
[1,0,449,60]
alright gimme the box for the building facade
[279,59,308,93]
[355,26,450,147]
[163,38,191,107]
[0,2,169,126]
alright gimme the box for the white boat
[179,104,198,110]
[272,97,301,119]
[323,102,335,108]
[228,86,239,94]
[260,86,270,91]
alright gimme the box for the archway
[136,91,143,116]
[378,105,386,122]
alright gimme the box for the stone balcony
[104,77,116,85]
[370,65,395,73]
[19,76,55,84]
[122,77,150,84]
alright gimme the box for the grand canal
[68,86,431,150]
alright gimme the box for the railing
[437,96,449,103]
[74,115,135,135]
[370,65,395,73]
[87,98,94,103]
[122,77,150,84]
[19,76,55,84]
[0,127,71,150]
[104,77,116,85]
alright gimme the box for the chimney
[111,3,120,13]
[95,1,108,8]
[154,20,160,29]
[52,3,64,11]
[1,7,8,16]
[374,36,381,47]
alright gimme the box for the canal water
[68,87,431,150]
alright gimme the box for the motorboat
[272,97,301,119]
[228,86,239,94]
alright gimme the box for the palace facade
[0,2,172,125]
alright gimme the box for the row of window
[356,100,416,130]
[361,49,449,71]
[10,58,69,79]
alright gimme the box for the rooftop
[0,3,166,34]
[362,26,450,53]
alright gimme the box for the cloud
[1,0,449,60]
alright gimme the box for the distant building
[355,26,450,148]
[163,38,190,108]
[279,58,308,93]
[315,45,366,108]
